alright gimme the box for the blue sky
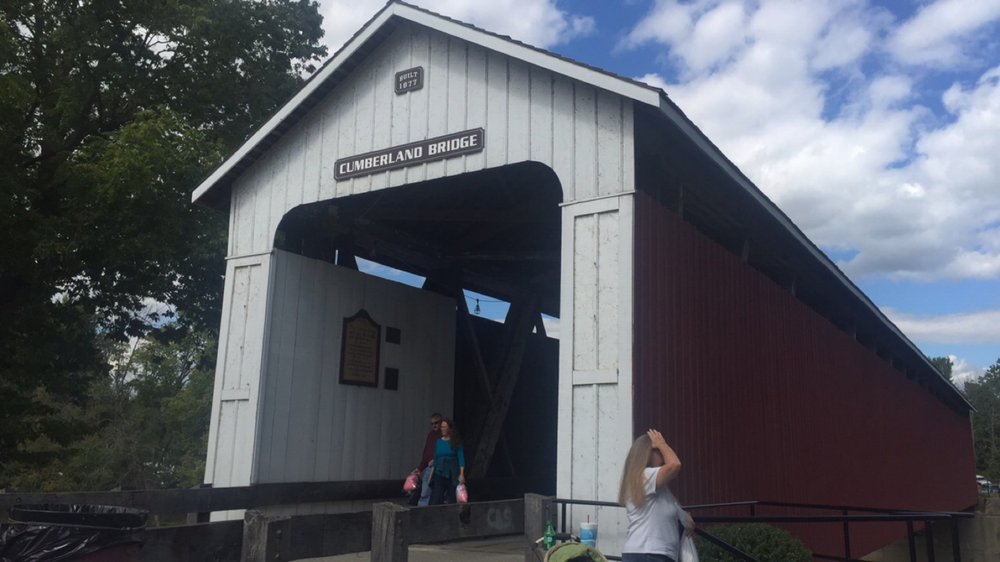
[317,0,1000,383]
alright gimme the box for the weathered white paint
[557,195,635,555]
[223,22,634,257]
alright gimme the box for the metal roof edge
[654,94,972,410]
[192,0,662,204]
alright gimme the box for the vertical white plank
[251,158,273,253]
[552,78,575,202]
[596,211,620,371]
[227,187,240,257]
[303,106,324,206]
[528,66,554,167]
[573,214,597,371]
[313,263,335,480]
[388,28,414,188]
[353,61,377,195]
[233,183,257,257]
[292,257,326,481]
[570,385,597,500]
[464,44,488,171]
[423,30,450,180]
[407,27,431,184]
[622,101,635,197]
[557,204,576,499]
[445,38,469,177]
[285,124,306,213]
[273,255,302,482]
[213,402,238,485]
[267,144,289,248]
[507,60,531,163]
[573,84,598,201]
[368,42,395,193]
[485,50,508,168]
[327,269,351,479]
[596,91,623,197]
[332,88,354,200]
[256,255,284,480]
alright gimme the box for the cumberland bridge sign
[334,128,485,181]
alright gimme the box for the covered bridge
[192,1,977,556]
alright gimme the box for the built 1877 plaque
[339,309,381,387]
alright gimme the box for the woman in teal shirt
[429,419,466,505]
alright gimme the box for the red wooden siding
[632,190,977,557]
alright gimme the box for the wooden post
[524,494,555,562]
[241,510,268,562]
[455,287,517,477]
[372,502,409,562]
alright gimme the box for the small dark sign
[395,66,423,94]
[384,367,399,391]
[339,309,381,387]
[334,128,485,181]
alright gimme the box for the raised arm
[647,429,681,488]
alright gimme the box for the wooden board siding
[225,21,634,258]
[256,250,455,484]
[557,195,635,555]
[204,253,274,521]
[632,189,978,556]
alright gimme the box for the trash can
[0,504,147,562]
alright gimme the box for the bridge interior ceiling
[274,162,563,316]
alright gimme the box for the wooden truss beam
[469,295,537,478]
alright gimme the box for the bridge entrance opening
[272,161,563,497]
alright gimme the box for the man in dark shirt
[411,413,442,506]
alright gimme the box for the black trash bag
[0,504,147,562]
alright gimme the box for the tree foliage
[1,0,326,480]
[2,330,216,491]
[928,356,953,381]
[964,358,1000,481]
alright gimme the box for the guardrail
[542,497,975,562]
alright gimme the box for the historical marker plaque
[339,309,381,387]
[395,66,423,94]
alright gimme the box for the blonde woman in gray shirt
[619,429,695,562]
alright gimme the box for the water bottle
[543,519,556,550]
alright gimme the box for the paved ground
[304,534,527,561]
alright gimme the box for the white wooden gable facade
[195,1,656,536]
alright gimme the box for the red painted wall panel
[632,190,977,557]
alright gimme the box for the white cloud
[318,0,594,52]
[883,308,1000,346]
[628,0,1000,282]
[950,355,985,388]
[888,0,1000,67]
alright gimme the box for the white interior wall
[257,250,455,483]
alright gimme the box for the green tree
[0,0,326,479]
[964,358,1000,481]
[3,329,217,492]
[929,356,954,381]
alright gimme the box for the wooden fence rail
[0,480,400,520]
[0,485,530,562]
